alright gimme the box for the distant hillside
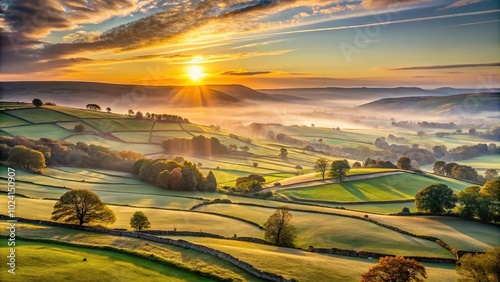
[0,81,279,108]
[259,87,500,102]
[358,92,500,115]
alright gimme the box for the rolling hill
[358,92,500,115]
[0,81,280,109]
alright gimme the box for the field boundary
[0,216,293,281]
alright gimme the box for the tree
[417,131,426,138]
[314,158,329,180]
[468,128,476,135]
[263,206,297,247]
[204,171,217,192]
[397,157,413,170]
[361,256,427,282]
[156,170,170,189]
[8,145,46,171]
[278,147,288,160]
[169,167,184,190]
[128,109,135,116]
[433,161,446,175]
[106,107,111,113]
[236,174,265,192]
[432,145,447,158]
[32,98,43,108]
[135,111,143,119]
[484,169,499,181]
[329,159,350,182]
[74,124,85,132]
[129,211,151,231]
[457,186,483,219]
[352,162,362,168]
[457,247,500,282]
[480,180,500,222]
[451,165,479,182]
[444,162,458,176]
[51,190,116,226]
[415,183,457,214]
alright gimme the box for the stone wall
[2,216,292,282]
[310,247,457,263]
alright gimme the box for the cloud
[221,69,273,76]
[378,62,500,71]
[361,0,426,8]
[62,31,103,43]
[442,0,482,9]
[232,39,288,49]
[3,0,154,38]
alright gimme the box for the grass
[0,196,262,237]
[369,215,500,252]
[2,124,73,140]
[83,118,154,132]
[0,240,212,282]
[46,106,128,119]
[0,222,262,282]
[6,108,78,123]
[56,121,97,132]
[0,112,29,127]
[64,135,163,154]
[166,236,457,282]
[279,173,472,203]
[194,204,454,258]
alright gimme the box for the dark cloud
[386,62,500,70]
[221,70,273,76]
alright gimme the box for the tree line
[161,135,229,156]
[414,180,499,223]
[0,136,142,172]
[133,158,217,192]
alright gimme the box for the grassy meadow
[0,240,212,282]
[0,102,498,281]
[278,173,473,203]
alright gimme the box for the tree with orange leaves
[361,256,427,282]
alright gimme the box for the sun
[187,65,206,81]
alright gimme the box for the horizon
[1,0,499,89]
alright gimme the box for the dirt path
[262,171,405,192]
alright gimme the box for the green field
[0,112,29,127]
[83,118,154,132]
[422,155,500,176]
[6,108,78,123]
[2,124,74,140]
[0,241,211,282]
[279,173,472,203]
[0,196,262,237]
[370,215,500,252]
[165,236,457,282]
[194,203,453,257]
[0,222,262,281]
[64,135,163,154]
[46,106,128,119]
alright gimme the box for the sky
[0,0,499,88]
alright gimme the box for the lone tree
[457,247,500,282]
[129,211,151,231]
[204,171,217,192]
[32,98,43,108]
[106,107,111,113]
[329,159,350,182]
[51,190,116,226]
[8,145,46,171]
[361,256,427,282]
[74,124,85,132]
[415,183,457,214]
[397,156,413,170]
[314,158,329,180]
[263,206,297,247]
